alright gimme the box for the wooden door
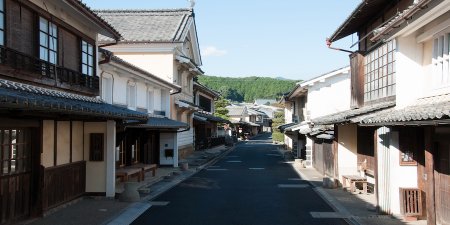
[436,141,450,225]
[313,140,324,175]
[0,128,34,223]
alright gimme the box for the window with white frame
[147,89,154,114]
[432,33,450,88]
[39,17,58,64]
[364,39,396,102]
[127,82,137,110]
[102,76,113,104]
[81,40,94,76]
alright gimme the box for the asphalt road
[132,133,348,225]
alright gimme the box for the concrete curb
[103,145,236,225]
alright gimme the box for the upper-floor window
[0,0,4,46]
[39,17,58,65]
[432,33,450,88]
[147,90,154,114]
[102,76,113,104]
[364,39,396,102]
[199,95,212,112]
[82,40,94,76]
[127,82,136,110]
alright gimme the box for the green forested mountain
[197,76,300,102]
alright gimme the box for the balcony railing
[0,46,99,92]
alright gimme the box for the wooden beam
[424,127,436,225]
[54,121,57,166]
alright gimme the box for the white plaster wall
[307,73,351,119]
[72,121,84,162]
[114,53,175,83]
[42,120,54,168]
[160,133,176,166]
[56,121,71,165]
[284,102,293,123]
[284,134,293,149]
[154,88,162,111]
[178,128,193,148]
[396,36,424,108]
[337,124,358,183]
[113,75,128,106]
[136,82,147,109]
[389,131,418,215]
[84,122,107,193]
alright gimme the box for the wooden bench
[129,163,157,178]
[116,167,143,182]
[342,175,368,194]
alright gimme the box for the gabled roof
[361,94,450,125]
[329,0,390,42]
[254,99,277,105]
[95,9,194,43]
[227,106,247,116]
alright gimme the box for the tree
[271,111,285,143]
[214,97,230,120]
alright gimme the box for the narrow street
[132,133,348,225]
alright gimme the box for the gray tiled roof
[95,9,193,43]
[0,79,147,120]
[312,100,396,125]
[278,123,298,132]
[361,94,450,125]
[194,112,230,123]
[129,117,188,129]
[227,106,246,116]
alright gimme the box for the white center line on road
[249,168,265,170]
[226,161,242,163]
[277,184,309,188]
[288,178,303,181]
[149,201,170,206]
[206,168,228,171]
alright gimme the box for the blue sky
[84,0,360,80]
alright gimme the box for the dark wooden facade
[1,0,98,96]
[312,139,337,179]
[0,0,113,224]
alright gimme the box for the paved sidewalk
[26,144,235,225]
[289,161,427,225]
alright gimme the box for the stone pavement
[287,158,428,225]
[25,144,235,225]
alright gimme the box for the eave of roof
[0,79,147,120]
[361,94,450,125]
[68,0,122,40]
[127,116,189,129]
[194,82,220,98]
[312,100,396,125]
[329,0,390,42]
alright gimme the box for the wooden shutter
[89,133,104,161]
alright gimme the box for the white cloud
[202,46,228,57]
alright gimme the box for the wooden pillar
[424,127,436,225]
[374,128,379,212]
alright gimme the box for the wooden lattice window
[89,133,104,161]
[1,129,31,175]
[364,39,396,102]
